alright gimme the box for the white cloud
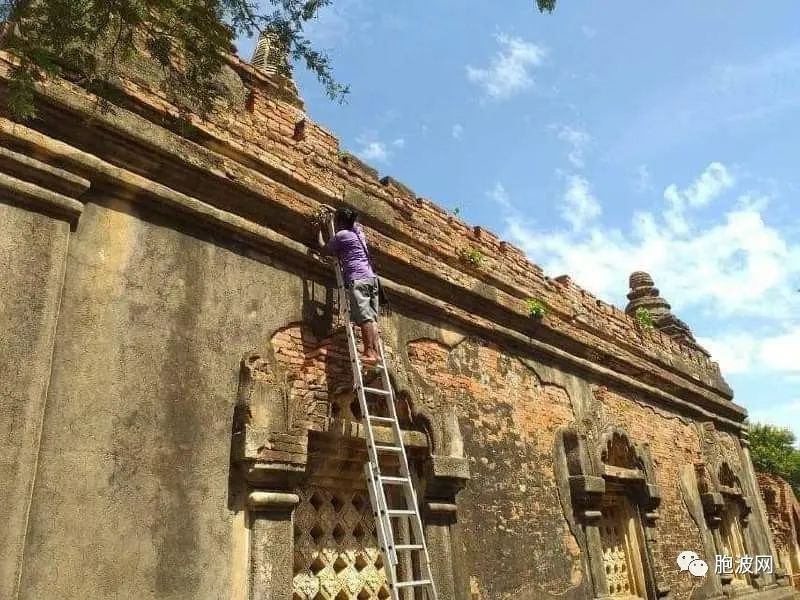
[488,182,511,209]
[466,35,546,100]
[354,135,405,163]
[760,327,800,373]
[666,161,734,208]
[696,334,760,375]
[357,141,390,162]
[561,175,601,231]
[499,162,800,322]
[452,124,464,140]
[553,124,591,168]
[663,162,734,234]
[698,328,800,376]
[747,399,800,438]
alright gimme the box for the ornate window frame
[695,459,757,594]
[554,389,668,599]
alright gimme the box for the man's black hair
[335,207,358,229]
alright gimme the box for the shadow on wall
[302,278,336,341]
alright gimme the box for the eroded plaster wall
[15,197,307,600]
[0,202,70,600]
[2,181,792,600]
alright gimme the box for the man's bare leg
[360,320,380,364]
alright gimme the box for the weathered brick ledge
[0,51,746,430]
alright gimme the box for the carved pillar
[248,491,301,600]
[570,475,610,599]
[705,490,734,590]
[639,488,669,598]
[424,502,458,600]
[679,464,725,599]
[422,455,470,600]
[234,351,309,599]
[739,430,783,590]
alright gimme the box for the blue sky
[237,1,800,440]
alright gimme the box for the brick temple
[1,41,798,600]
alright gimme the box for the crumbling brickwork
[406,339,579,599]
[758,473,800,590]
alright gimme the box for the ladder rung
[394,580,432,589]
[368,415,395,424]
[380,476,409,485]
[374,444,402,453]
[395,544,424,551]
[363,386,391,396]
[387,509,416,516]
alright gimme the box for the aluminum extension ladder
[326,217,438,600]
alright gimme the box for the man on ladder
[314,207,381,366]
[312,206,438,600]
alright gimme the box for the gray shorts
[348,277,379,323]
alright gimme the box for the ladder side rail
[366,462,399,573]
[376,337,438,600]
[346,332,398,566]
[359,383,399,566]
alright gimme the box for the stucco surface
[0,202,69,600]
[17,199,305,600]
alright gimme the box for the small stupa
[625,271,708,355]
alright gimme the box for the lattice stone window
[599,494,646,599]
[293,486,389,600]
[720,500,751,588]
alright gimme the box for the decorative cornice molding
[0,171,84,222]
[0,145,89,222]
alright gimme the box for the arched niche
[555,418,667,599]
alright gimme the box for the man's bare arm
[314,223,332,255]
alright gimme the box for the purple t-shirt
[326,224,376,283]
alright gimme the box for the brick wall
[3,50,729,401]
[406,338,580,599]
[757,472,800,588]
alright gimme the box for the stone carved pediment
[697,422,746,495]
[575,386,613,466]
[719,461,743,493]
[601,429,646,473]
[561,387,656,492]
[239,351,288,430]
[233,350,309,481]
